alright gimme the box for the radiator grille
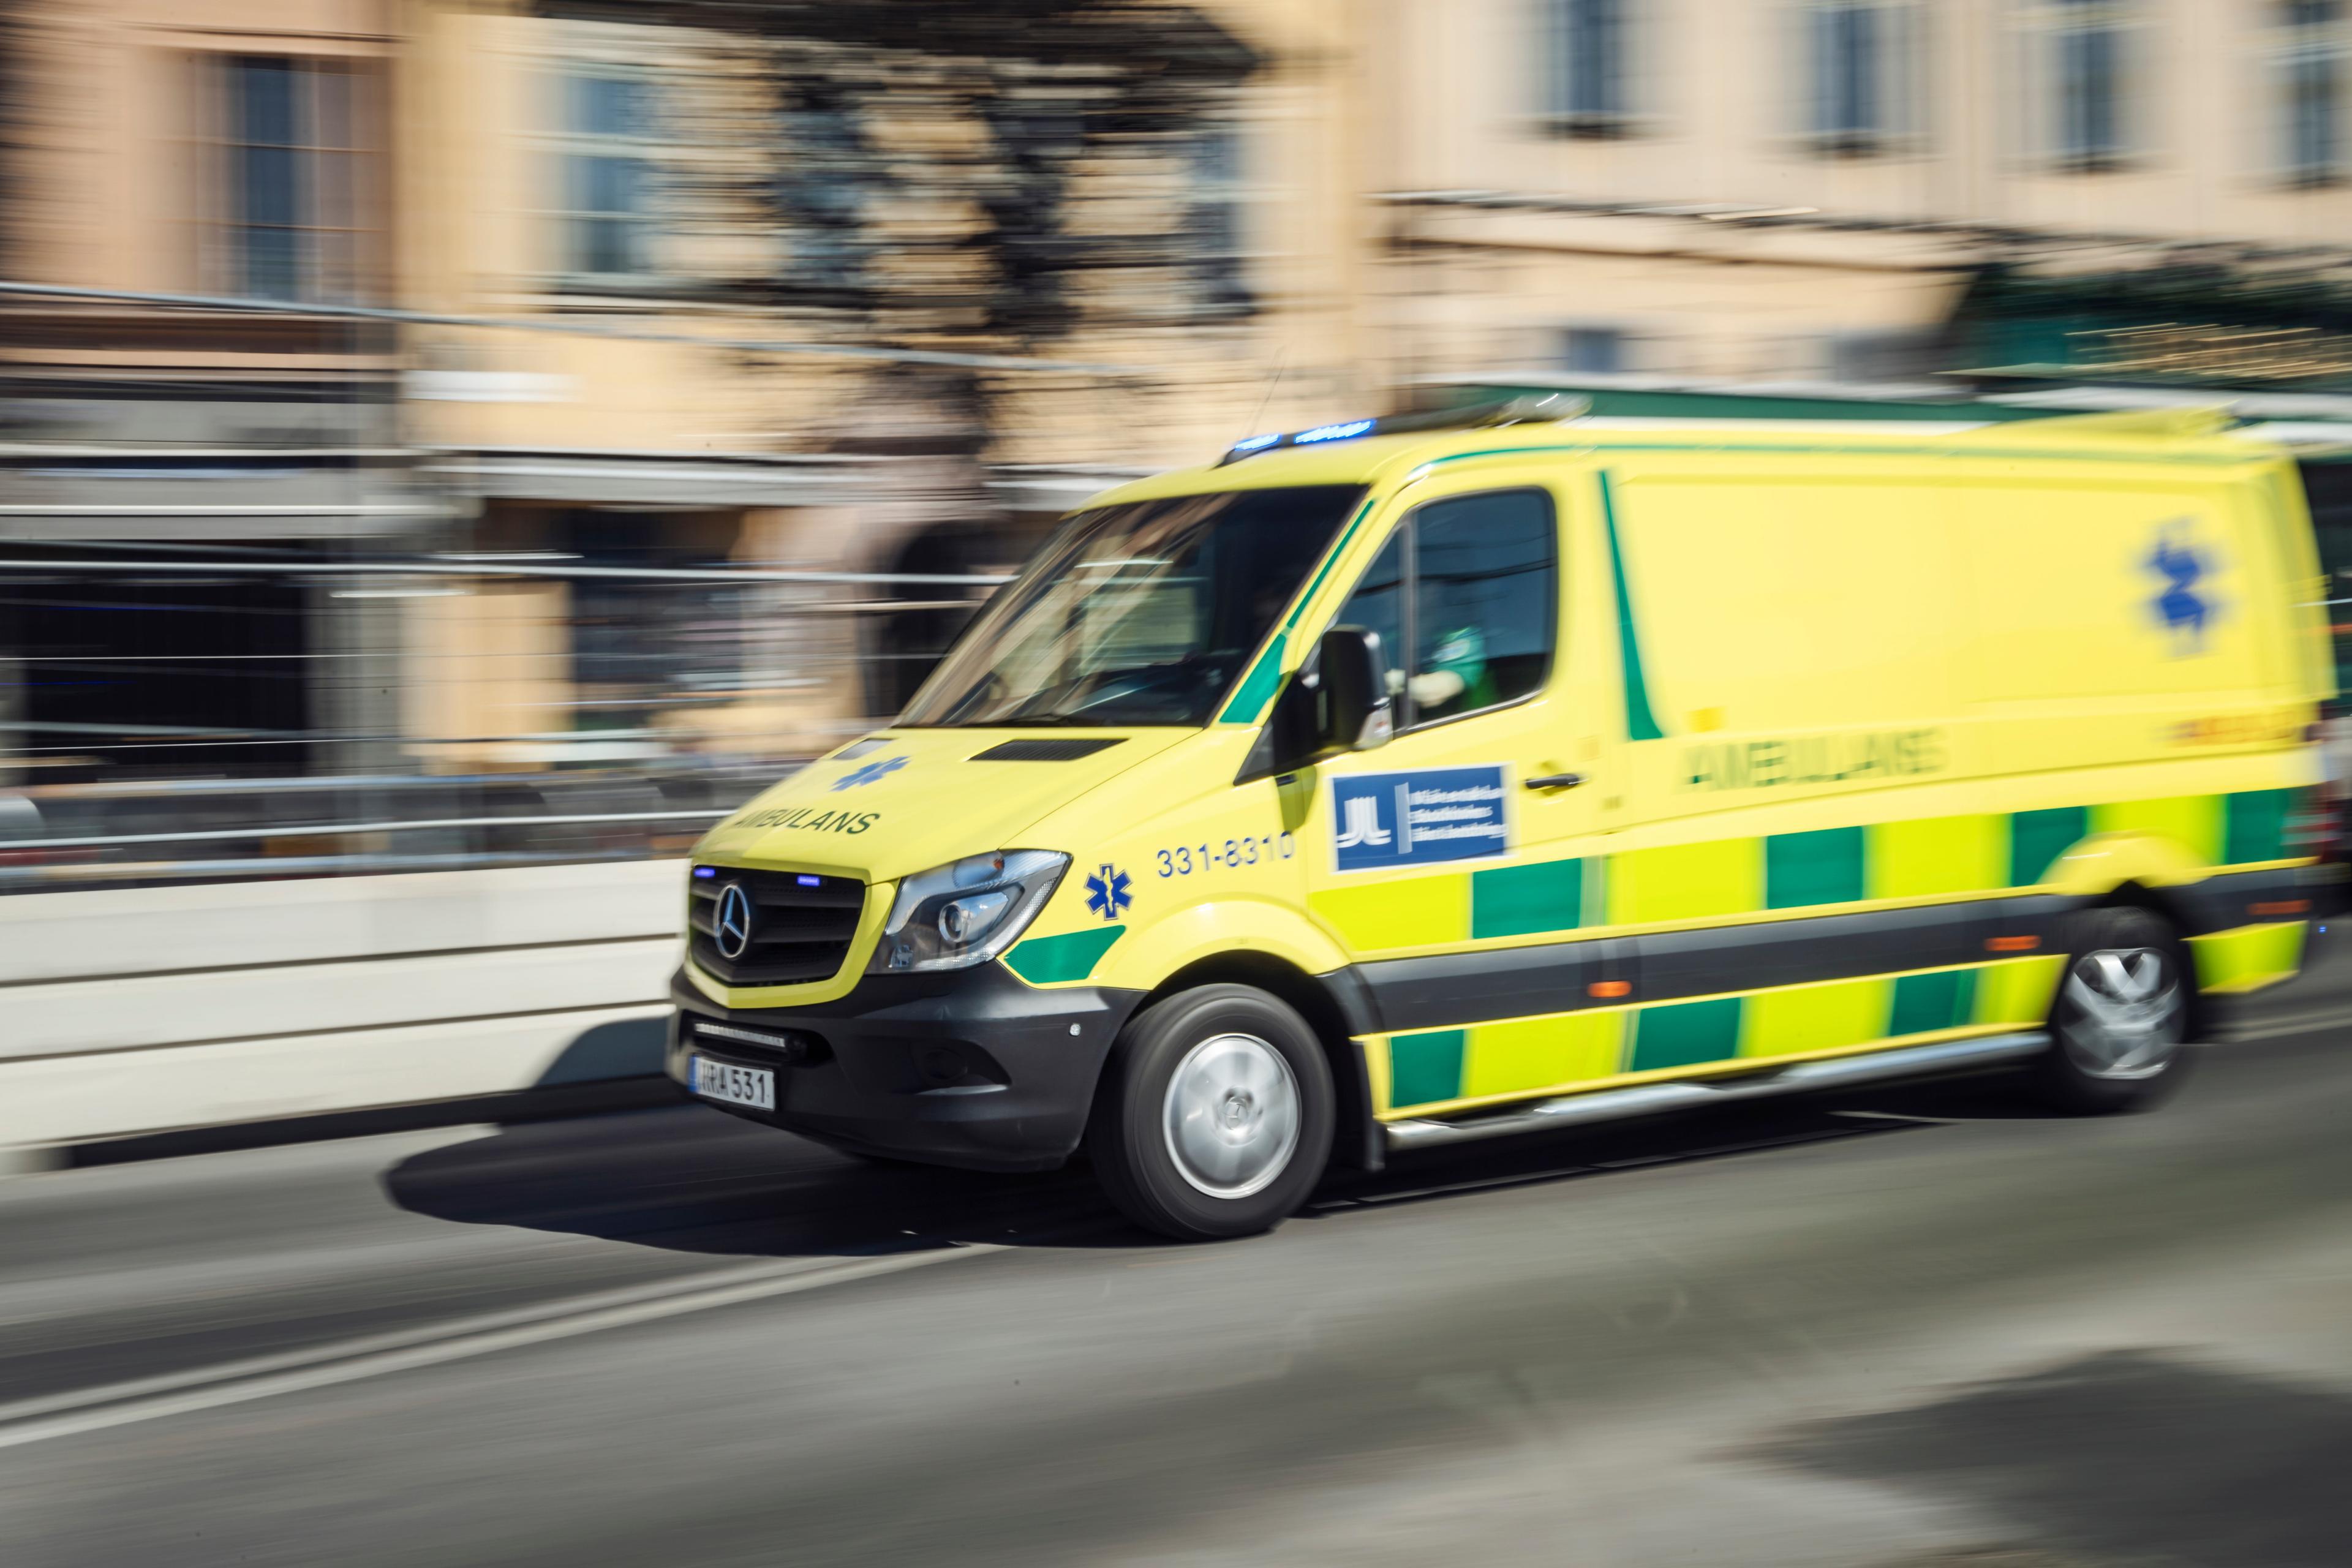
[688,867,865,986]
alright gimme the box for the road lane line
[0,1245,1001,1450]
[2218,1006,2352,1043]
[0,1257,826,1424]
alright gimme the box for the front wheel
[2029,904,2195,1114]
[1087,984,1335,1241]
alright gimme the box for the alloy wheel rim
[1163,1033,1302,1200]
[2060,946,2183,1080]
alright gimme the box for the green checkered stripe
[1307,788,2311,954]
[1382,955,2067,1114]
[1357,784,2312,1114]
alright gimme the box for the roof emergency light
[1216,394,1589,467]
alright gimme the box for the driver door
[1294,475,1616,1117]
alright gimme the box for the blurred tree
[554,0,1257,341]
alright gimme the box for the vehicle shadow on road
[1762,1347,2352,1568]
[380,1071,2046,1260]
[380,1102,1119,1259]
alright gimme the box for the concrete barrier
[0,861,688,1150]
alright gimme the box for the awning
[421,447,886,510]
[0,447,436,541]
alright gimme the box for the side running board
[1382,1031,2051,1153]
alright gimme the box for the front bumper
[667,963,1145,1172]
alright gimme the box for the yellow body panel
[690,416,2329,1120]
[2188,921,2309,994]
[1867,815,2006,900]
[1741,977,1889,1060]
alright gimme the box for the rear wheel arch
[2082,879,2211,1041]
[2031,899,2196,1113]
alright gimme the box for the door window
[1331,489,1558,731]
[1332,528,1407,708]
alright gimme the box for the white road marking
[2217,1005,2352,1044]
[0,1245,1001,1450]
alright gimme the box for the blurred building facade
[12,0,2352,832]
[1375,0,2352,392]
[0,0,415,786]
[0,0,1371,799]
[387,0,1369,767]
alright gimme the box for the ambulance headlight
[938,889,1012,944]
[872,850,1069,973]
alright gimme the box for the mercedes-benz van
[671,401,2329,1238]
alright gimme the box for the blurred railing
[0,766,769,892]
[0,277,1106,893]
[0,551,1020,891]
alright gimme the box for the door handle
[1522,772,1586,791]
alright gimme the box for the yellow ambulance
[672,401,2329,1238]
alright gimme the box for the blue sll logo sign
[832,755,908,791]
[1085,863,1133,921]
[1332,765,1511,873]
[2146,522,2215,654]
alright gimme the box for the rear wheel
[2029,904,2195,1114]
[1087,984,1335,1241]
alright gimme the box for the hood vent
[968,738,1125,762]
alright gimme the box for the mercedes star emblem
[714,882,755,961]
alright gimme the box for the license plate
[690,1056,775,1111]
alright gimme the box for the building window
[1804,2,1919,154]
[202,56,380,302]
[2044,0,2133,171]
[1828,330,1940,383]
[552,73,660,283]
[1188,120,1255,316]
[1547,0,1634,136]
[2281,1,2348,186]
[1560,326,1627,373]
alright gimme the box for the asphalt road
[7,935,2352,1567]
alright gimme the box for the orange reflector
[1588,979,1632,998]
[2251,900,2310,917]
[1986,935,2041,952]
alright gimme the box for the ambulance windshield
[900,485,1364,728]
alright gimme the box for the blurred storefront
[0,0,417,789]
[1,0,1370,813]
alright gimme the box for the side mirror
[1235,625,1394,783]
[1316,625,1393,754]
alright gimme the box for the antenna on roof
[1235,347,1287,456]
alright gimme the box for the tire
[2028,903,2196,1115]
[1085,983,1335,1242]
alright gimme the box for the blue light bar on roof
[1214,394,1588,467]
[1294,418,1376,445]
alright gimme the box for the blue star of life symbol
[2147,521,2214,654]
[832,754,908,791]
[1084,863,1132,922]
